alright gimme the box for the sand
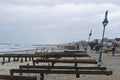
[0,48,120,80]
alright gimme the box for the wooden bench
[33,59,97,66]
[0,52,90,64]
[64,50,85,53]
[0,54,44,64]
[0,75,37,80]
[41,53,90,59]
[19,65,106,70]
[10,69,112,80]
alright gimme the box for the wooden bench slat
[0,75,37,80]
[33,59,97,64]
[19,65,106,70]
[42,53,90,58]
[64,50,85,53]
[10,69,112,76]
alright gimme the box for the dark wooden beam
[33,59,97,65]
[0,75,37,80]
[10,69,112,76]
[19,65,106,70]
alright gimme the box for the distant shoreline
[0,48,36,53]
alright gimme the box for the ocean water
[0,43,53,53]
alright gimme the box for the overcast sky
[0,0,120,44]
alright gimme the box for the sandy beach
[0,48,120,80]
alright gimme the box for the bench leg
[20,58,23,63]
[29,57,31,61]
[2,57,5,65]
[32,57,34,61]
[25,57,27,62]
[8,57,10,62]
[76,74,80,78]
[40,73,44,80]
[10,71,13,75]
[33,61,35,66]
[13,57,15,61]
[75,63,77,67]
[52,62,54,66]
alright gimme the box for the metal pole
[88,29,92,43]
[88,35,90,42]
[98,10,108,62]
[98,26,106,62]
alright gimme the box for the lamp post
[88,29,92,43]
[98,11,108,62]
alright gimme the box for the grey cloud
[0,1,120,44]
[1,0,120,5]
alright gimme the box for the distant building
[104,38,113,46]
[93,39,99,43]
[114,38,120,42]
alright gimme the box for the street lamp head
[102,21,108,27]
[89,29,92,36]
[102,11,108,27]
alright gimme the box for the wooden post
[33,61,35,66]
[25,57,27,62]
[75,63,77,67]
[19,67,22,75]
[13,57,15,61]
[76,74,80,78]
[29,57,31,61]
[2,56,5,65]
[52,62,54,66]
[40,73,44,80]
[8,57,10,62]
[10,72,13,75]
[32,57,34,61]
[27,63,29,70]
[21,58,23,63]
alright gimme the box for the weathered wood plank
[64,50,85,53]
[33,59,97,66]
[10,69,112,76]
[19,65,106,70]
[0,75,37,80]
[41,53,90,58]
